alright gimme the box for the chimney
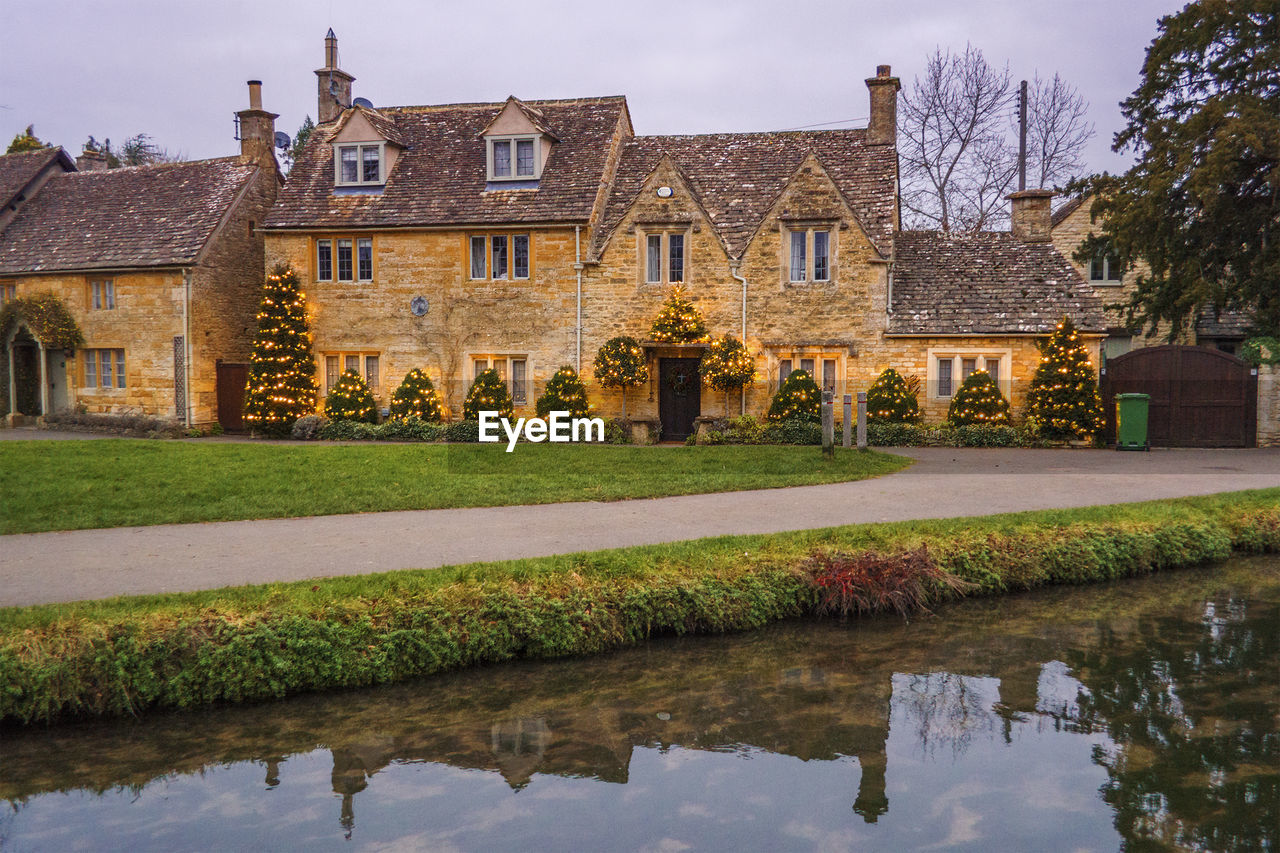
[315,28,355,124]
[236,79,279,167]
[76,148,108,171]
[865,64,900,146]
[1008,189,1055,242]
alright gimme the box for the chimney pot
[1008,189,1055,242]
[877,65,891,77]
[247,80,263,110]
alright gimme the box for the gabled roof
[265,97,628,230]
[0,147,75,214]
[328,104,408,148]
[479,96,559,140]
[0,157,260,274]
[890,231,1106,335]
[591,129,896,260]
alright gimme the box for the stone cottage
[265,32,1105,438]
[0,82,281,428]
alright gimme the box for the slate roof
[1050,195,1085,228]
[0,147,73,213]
[1196,306,1254,338]
[0,157,259,274]
[591,130,897,260]
[265,97,628,230]
[889,231,1106,335]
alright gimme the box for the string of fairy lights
[537,366,590,417]
[389,369,444,421]
[463,368,513,420]
[1026,317,1105,439]
[243,266,319,437]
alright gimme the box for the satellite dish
[352,97,374,109]
[274,131,292,150]
[409,296,429,316]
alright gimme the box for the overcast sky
[3,0,1183,177]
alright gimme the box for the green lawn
[0,440,910,535]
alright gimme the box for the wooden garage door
[216,362,249,432]
[1100,345,1257,447]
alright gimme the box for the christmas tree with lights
[243,264,318,437]
[946,370,1011,425]
[389,369,444,422]
[650,285,708,343]
[536,366,591,418]
[1027,316,1104,439]
[594,336,649,418]
[866,368,920,423]
[325,369,377,423]
[767,369,821,423]
[699,334,757,415]
[463,368,513,420]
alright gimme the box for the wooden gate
[1100,345,1257,447]
[216,361,249,432]
[659,357,701,441]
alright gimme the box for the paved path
[3,447,1279,608]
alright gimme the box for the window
[937,358,953,398]
[776,351,842,392]
[787,228,834,283]
[641,231,689,285]
[1,282,16,305]
[800,358,815,377]
[472,355,528,405]
[334,143,384,186]
[822,359,836,392]
[316,237,373,282]
[778,359,793,386]
[82,348,125,389]
[357,238,373,282]
[337,239,353,281]
[469,234,531,280]
[1089,246,1123,282]
[487,136,542,182]
[90,279,115,310]
[930,349,1012,399]
[324,352,381,395]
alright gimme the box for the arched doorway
[2,294,82,422]
[9,328,42,416]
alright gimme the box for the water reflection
[1,558,1277,851]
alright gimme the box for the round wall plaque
[409,296,429,316]
[656,186,674,198]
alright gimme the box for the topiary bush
[946,370,1010,426]
[699,335,756,416]
[389,369,443,422]
[767,369,821,423]
[1026,317,1104,439]
[536,366,590,418]
[463,368,513,420]
[324,369,377,423]
[865,368,920,423]
[594,336,649,418]
[649,285,708,343]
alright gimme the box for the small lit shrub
[389,369,443,422]
[865,368,920,423]
[324,370,377,423]
[463,368,513,420]
[946,371,1010,426]
[767,370,821,423]
[536,366,590,418]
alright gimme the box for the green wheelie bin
[1115,393,1150,451]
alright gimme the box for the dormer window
[488,135,541,182]
[334,142,384,186]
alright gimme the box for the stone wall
[190,163,279,424]
[1259,364,1280,447]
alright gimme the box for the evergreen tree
[947,370,1011,425]
[593,336,649,418]
[650,285,708,343]
[1078,2,1280,337]
[6,125,48,154]
[536,366,590,418]
[388,369,443,422]
[767,369,821,423]
[866,368,921,423]
[463,368,513,420]
[325,370,377,423]
[1027,317,1105,439]
[243,264,318,436]
[699,334,757,415]
[287,116,315,169]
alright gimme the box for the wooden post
[822,389,834,458]
[857,392,868,449]
[843,394,852,448]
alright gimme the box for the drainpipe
[574,225,583,374]
[730,263,748,415]
[183,268,193,426]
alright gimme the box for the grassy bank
[0,441,909,534]
[2,489,1277,726]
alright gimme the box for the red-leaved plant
[806,546,974,619]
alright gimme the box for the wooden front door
[659,357,701,441]
[216,362,249,432]
[1101,345,1257,447]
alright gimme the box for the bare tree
[898,46,1094,232]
